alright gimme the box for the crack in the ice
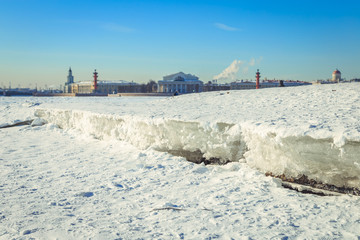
[0,120,34,129]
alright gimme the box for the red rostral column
[256,69,260,89]
[93,69,98,91]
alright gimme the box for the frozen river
[1,84,360,239]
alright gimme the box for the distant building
[332,69,341,82]
[157,72,203,94]
[230,81,257,90]
[64,67,74,93]
[97,80,141,94]
[230,79,311,90]
[203,81,230,92]
[230,80,281,90]
[70,80,141,94]
[281,80,312,87]
[64,68,142,94]
[350,78,360,82]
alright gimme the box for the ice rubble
[35,108,360,189]
[35,109,246,163]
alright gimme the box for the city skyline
[1,0,360,88]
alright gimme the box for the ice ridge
[35,108,360,190]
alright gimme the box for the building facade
[69,80,141,94]
[64,67,74,93]
[157,72,203,94]
[332,69,341,82]
[96,81,141,94]
[64,69,141,94]
[203,81,231,92]
[230,80,311,90]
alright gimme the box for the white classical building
[157,72,203,94]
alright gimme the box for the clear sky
[1,0,360,88]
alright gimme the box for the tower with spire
[64,67,74,93]
[67,67,74,84]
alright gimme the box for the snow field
[25,83,360,189]
[35,106,360,189]
[1,124,360,239]
[1,83,360,238]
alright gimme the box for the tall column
[93,69,98,92]
[256,69,260,89]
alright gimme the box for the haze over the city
[1,0,360,88]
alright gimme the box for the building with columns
[157,72,203,94]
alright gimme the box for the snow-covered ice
[1,83,360,239]
[33,83,360,188]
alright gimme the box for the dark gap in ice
[151,207,185,212]
[281,183,328,196]
[0,120,34,129]
[23,230,32,235]
[266,172,360,196]
[22,229,37,235]
[166,149,230,165]
[76,192,94,198]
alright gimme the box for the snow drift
[35,108,360,190]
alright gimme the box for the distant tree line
[139,80,157,93]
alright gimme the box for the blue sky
[1,0,360,88]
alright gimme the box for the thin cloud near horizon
[214,23,240,31]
